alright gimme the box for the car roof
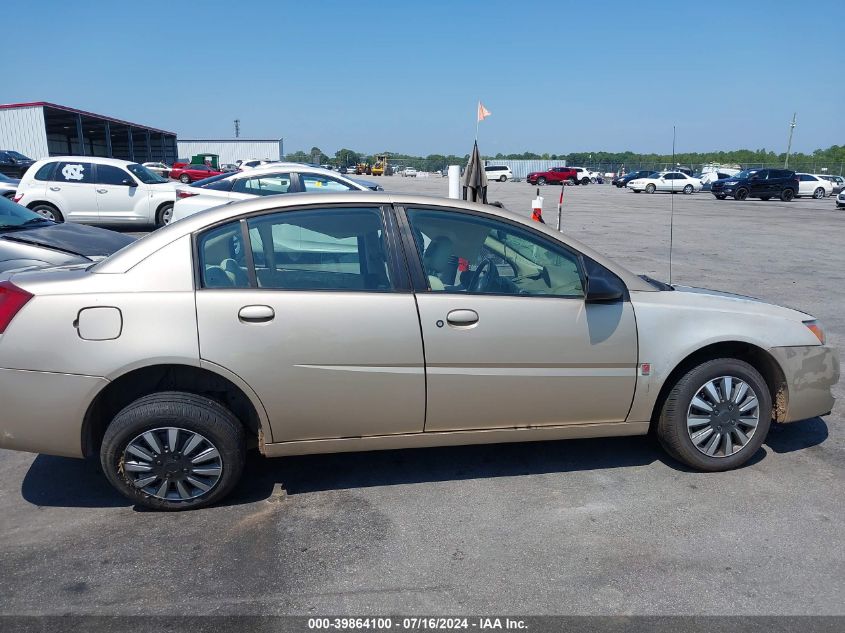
[94,191,655,292]
[36,156,139,167]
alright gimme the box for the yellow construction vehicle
[371,154,388,176]
[355,162,370,175]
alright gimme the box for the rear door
[94,164,148,222]
[401,205,638,432]
[194,204,426,442]
[48,161,98,223]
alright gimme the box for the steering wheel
[469,258,500,292]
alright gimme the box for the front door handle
[49,186,61,191]
[238,305,275,323]
[96,189,108,194]
[446,309,479,327]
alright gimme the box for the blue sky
[6,0,843,156]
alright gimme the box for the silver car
[0,193,838,510]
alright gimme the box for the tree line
[285,145,845,172]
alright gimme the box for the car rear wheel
[645,184,656,194]
[781,188,794,202]
[567,177,576,185]
[734,188,749,201]
[813,187,825,199]
[537,177,546,185]
[580,177,590,185]
[101,392,245,511]
[155,203,174,227]
[30,203,63,222]
[499,175,507,182]
[657,358,772,471]
[179,174,191,184]
[683,184,694,194]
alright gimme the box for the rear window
[53,161,94,183]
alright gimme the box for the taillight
[12,193,23,203]
[0,281,33,334]
[177,191,198,199]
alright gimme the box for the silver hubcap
[814,189,823,198]
[687,376,759,458]
[35,207,56,220]
[162,206,173,224]
[122,427,223,501]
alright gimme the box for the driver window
[406,208,584,297]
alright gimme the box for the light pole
[784,113,796,168]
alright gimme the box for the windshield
[0,196,51,229]
[732,169,758,180]
[192,173,232,188]
[7,151,31,161]
[127,163,168,184]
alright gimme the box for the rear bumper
[0,367,107,458]
[770,345,840,422]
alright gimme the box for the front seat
[423,236,457,290]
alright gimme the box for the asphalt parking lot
[1,179,843,615]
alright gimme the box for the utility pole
[784,113,796,168]
[234,119,240,138]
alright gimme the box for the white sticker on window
[62,164,85,181]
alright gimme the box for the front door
[402,206,639,432]
[94,164,147,222]
[194,204,426,442]
[48,161,99,223]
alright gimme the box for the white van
[484,165,513,182]
[14,157,177,227]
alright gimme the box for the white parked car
[14,157,177,226]
[484,165,513,182]
[402,167,418,177]
[142,162,171,178]
[170,164,368,223]
[236,159,274,170]
[568,167,593,185]
[627,171,703,194]
[836,189,845,209]
[796,174,833,199]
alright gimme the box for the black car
[710,168,799,202]
[612,170,658,187]
[0,196,135,273]
[0,150,35,178]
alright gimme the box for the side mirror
[121,178,137,187]
[585,275,624,303]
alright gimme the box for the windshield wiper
[21,217,54,226]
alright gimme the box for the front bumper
[0,367,107,458]
[770,345,840,422]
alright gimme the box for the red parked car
[169,163,224,183]
[526,166,578,186]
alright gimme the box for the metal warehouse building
[0,102,178,163]
[177,139,284,165]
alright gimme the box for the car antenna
[669,125,676,285]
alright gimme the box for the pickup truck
[526,166,579,185]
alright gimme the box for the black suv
[0,150,35,178]
[711,168,799,201]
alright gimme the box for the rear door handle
[238,305,275,323]
[96,189,108,194]
[49,186,61,191]
[446,309,479,327]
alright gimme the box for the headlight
[724,181,738,185]
[804,320,826,344]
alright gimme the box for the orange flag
[477,102,491,122]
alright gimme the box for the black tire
[780,188,794,202]
[632,189,641,193]
[734,188,749,201]
[813,187,825,199]
[30,202,63,222]
[3,192,14,200]
[155,203,174,227]
[715,194,727,200]
[567,177,577,185]
[645,183,656,194]
[760,196,771,201]
[499,175,507,182]
[101,392,246,511]
[179,174,191,184]
[580,177,590,185]
[657,358,772,471]
[683,184,694,194]
[537,177,546,185]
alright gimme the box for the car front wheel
[537,177,546,185]
[657,358,772,471]
[813,187,825,199]
[645,184,656,193]
[179,174,191,184]
[100,392,245,511]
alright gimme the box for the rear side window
[34,162,56,181]
[300,174,357,192]
[232,173,292,196]
[197,222,250,289]
[53,161,94,183]
[799,174,813,181]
